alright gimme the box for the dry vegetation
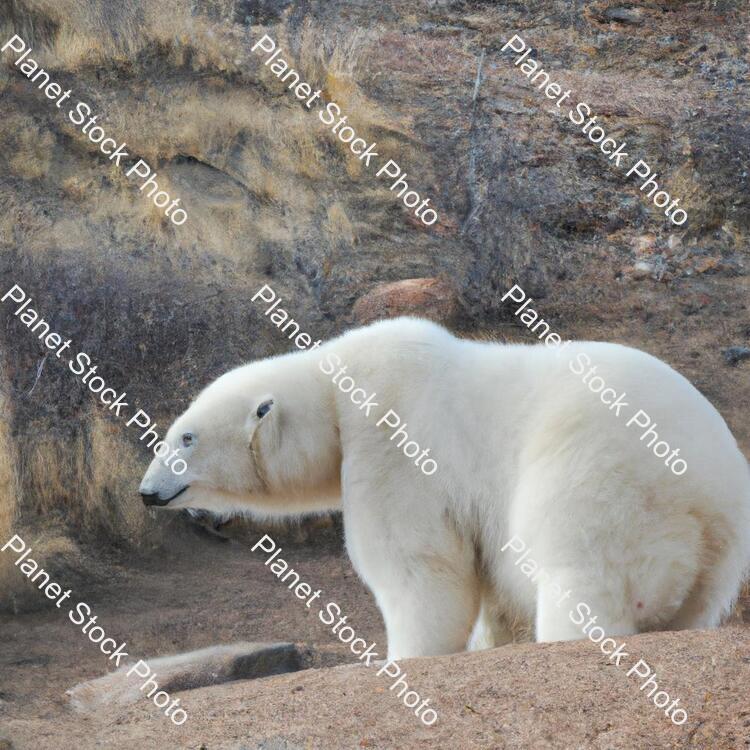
[0,1,400,272]
[17,410,149,545]
[0,382,19,602]
[0,0,747,620]
[0,402,160,610]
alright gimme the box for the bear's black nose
[141,492,162,507]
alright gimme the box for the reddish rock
[352,278,459,325]
[693,256,721,274]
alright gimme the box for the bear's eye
[181,433,194,447]
[256,400,274,419]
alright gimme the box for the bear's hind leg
[535,571,637,642]
[666,519,749,630]
[467,593,517,650]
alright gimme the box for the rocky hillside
[1,4,749,749]
[0,0,748,592]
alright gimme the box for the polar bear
[139,317,750,659]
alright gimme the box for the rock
[694,256,722,274]
[630,256,668,281]
[604,7,645,25]
[631,260,654,279]
[0,739,14,750]
[723,346,750,366]
[632,234,657,255]
[67,642,303,713]
[352,278,459,325]
[44,626,750,749]
[490,96,535,116]
[251,740,304,750]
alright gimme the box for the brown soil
[0,531,383,748]
[1,529,748,750]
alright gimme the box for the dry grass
[325,201,356,247]
[18,409,150,545]
[0,405,158,610]
[1,1,208,72]
[0,1,410,273]
[292,23,411,180]
[6,119,55,181]
[2,391,325,611]
[0,386,19,603]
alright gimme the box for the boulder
[67,641,304,713]
[352,278,459,325]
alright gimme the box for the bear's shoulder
[337,316,454,349]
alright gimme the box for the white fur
[140,318,750,659]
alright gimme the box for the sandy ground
[0,530,383,748]
[1,527,749,750]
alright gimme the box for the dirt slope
[1,536,748,750]
[6,626,750,749]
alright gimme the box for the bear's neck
[261,348,343,512]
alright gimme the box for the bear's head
[138,354,341,516]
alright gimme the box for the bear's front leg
[376,569,481,660]
[344,501,480,660]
